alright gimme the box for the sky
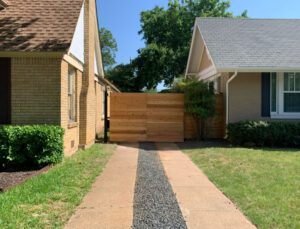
[97,0,300,66]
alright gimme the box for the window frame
[68,66,77,122]
[270,72,300,119]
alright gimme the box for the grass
[183,146,300,229]
[0,144,115,229]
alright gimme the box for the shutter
[0,58,11,124]
[261,73,271,117]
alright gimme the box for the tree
[107,0,247,91]
[172,77,216,140]
[138,0,246,87]
[106,64,143,92]
[99,28,118,71]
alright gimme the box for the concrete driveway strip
[65,143,139,229]
[156,143,256,229]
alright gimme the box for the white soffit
[94,52,99,76]
[69,4,84,63]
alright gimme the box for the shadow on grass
[113,140,300,154]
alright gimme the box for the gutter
[98,76,120,92]
[226,71,238,125]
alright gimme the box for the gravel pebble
[132,143,187,229]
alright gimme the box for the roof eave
[0,51,65,58]
[218,67,300,73]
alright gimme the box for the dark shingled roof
[196,18,300,70]
[0,0,83,52]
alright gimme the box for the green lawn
[0,144,115,229]
[183,146,300,229]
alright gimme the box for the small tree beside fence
[172,78,216,140]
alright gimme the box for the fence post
[104,87,108,143]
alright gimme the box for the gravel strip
[132,143,187,229]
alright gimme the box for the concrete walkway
[156,143,256,229]
[65,142,256,229]
[65,143,139,229]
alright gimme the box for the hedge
[0,125,64,169]
[227,121,300,147]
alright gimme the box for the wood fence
[184,94,225,139]
[110,93,184,142]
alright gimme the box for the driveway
[65,143,256,229]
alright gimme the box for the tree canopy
[107,0,247,92]
[99,28,118,71]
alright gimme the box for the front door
[0,58,11,124]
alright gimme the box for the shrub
[0,125,64,169]
[227,121,300,147]
[0,127,10,168]
[171,77,216,140]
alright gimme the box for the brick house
[0,0,118,155]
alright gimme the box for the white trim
[270,72,300,119]
[197,65,218,80]
[69,3,84,63]
[196,43,205,73]
[196,24,218,75]
[203,73,221,82]
[63,54,84,72]
[219,67,300,73]
[185,22,197,78]
[185,24,218,77]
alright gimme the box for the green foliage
[99,27,118,71]
[107,0,246,91]
[227,121,300,147]
[0,144,115,228]
[0,125,64,169]
[172,78,216,119]
[106,64,143,92]
[185,147,300,229]
[0,128,9,168]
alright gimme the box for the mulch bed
[0,166,51,193]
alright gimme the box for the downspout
[226,71,238,125]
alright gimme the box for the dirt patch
[0,166,51,192]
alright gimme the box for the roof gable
[195,18,300,71]
[68,2,104,77]
[0,0,83,52]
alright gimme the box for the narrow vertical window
[270,73,277,112]
[68,66,76,122]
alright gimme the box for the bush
[0,127,10,168]
[227,121,300,147]
[0,125,64,169]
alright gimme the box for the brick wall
[11,57,61,125]
[79,0,97,148]
[10,0,103,153]
[61,60,83,156]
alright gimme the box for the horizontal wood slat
[184,94,225,139]
[110,93,184,142]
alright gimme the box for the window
[68,66,76,122]
[283,73,300,113]
[270,72,300,118]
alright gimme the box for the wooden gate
[110,93,184,142]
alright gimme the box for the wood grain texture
[184,94,225,139]
[110,93,184,142]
